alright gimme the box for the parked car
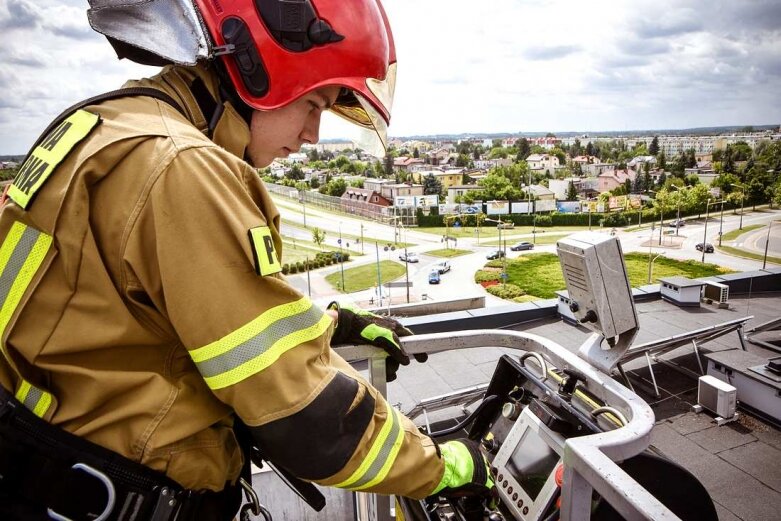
[695,242,714,253]
[428,269,441,284]
[399,251,419,263]
[435,261,451,273]
[486,249,506,260]
[510,241,534,251]
[667,219,686,228]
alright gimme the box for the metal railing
[335,329,678,521]
[265,182,418,226]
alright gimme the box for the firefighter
[0,1,491,520]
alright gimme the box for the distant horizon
[2,123,778,158]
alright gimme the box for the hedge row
[417,202,743,229]
[281,251,351,274]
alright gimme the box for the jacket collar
[124,64,251,160]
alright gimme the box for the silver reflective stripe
[350,408,401,489]
[23,386,44,411]
[0,227,40,307]
[196,305,324,378]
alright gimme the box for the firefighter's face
[248,86,341,168]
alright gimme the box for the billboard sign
[486,200,510,215]
[557,201,581,213]
[394,196,413,207]
[535,199,556,212]
[511,201,531,214]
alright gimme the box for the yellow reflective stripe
[334,401,404,490]
[0,222,54,418]
[0,222,26,282]
[14,379,31,402]
[190,297,332,390]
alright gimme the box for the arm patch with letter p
[248,226,281,276]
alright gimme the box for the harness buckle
[47,463,116,521]
[240,477,262,517]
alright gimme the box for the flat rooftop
[388,292,781,521]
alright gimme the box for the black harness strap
[23,88,186,161]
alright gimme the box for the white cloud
[1,0,779,154]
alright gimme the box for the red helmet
[194,0,396,155]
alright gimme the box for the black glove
[328,302,427,381]
[431,439,494,498]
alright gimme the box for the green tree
[517,138,531,160]
[649,136,659,156]
[456,153,470,167]
[286,164,305,180]
[730,141,752,161]
[325,178,348,197]
[383,154,394,176]
[413,147,420,159]
[771,181,781,207]
[312,227,326,250]
[306,148,320,162]
[488,147,508,159]
[550,147,567,167]
[476,172,522,201]
[722,148,735,174]
[565,181,578,201]
[570,139,582,158]
[423,173,443,196]
[656,171,667,188]
[585,141,596,157]
[712,173,740,194]
[657,151,667,171]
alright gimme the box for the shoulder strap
[23,87,186,160]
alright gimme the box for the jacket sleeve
[124,145,445,499]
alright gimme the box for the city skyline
[1,0,780,154]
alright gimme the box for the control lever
[558,369,587,401]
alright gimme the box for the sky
[1,0,780,155]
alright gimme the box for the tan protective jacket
[0,65,444,497]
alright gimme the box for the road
[273,195,781,306]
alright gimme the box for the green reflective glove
[328,302,425,381]
[432,439,494,498]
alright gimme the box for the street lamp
[338,224,345,291]
[701,199,724,263]
[298,190,308,228]
[670,185,683,237]
[484,217,508,286]
[648,252,665,283]
[763,220,775,269]
[731,183,746,230]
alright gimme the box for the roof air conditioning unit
[702,281,729,309]
[698,375,737,419]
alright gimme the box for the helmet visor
[330,63,396,158]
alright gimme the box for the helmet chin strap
[212,60,254,126]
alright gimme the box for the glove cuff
[327,301,353,345]
[432,440,491,495]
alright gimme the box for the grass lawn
[721,224,763,242]
[718,245,781,266]
[325,260,406,293]
[281,240,326,264]
[284,220,412,249]
[497,252,734,299]
[482,232,571,247]
[425,248,472,258]
[417,225,586,240]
